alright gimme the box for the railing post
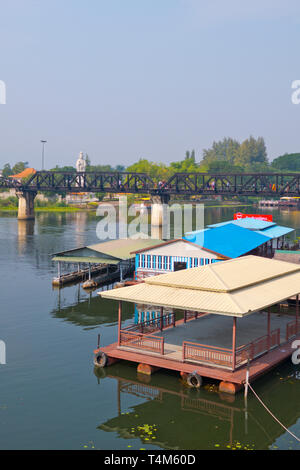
[161,338,164,355]
[182,342,185,362]
[118,301,122,346]
[160,307,163,331]
[232,317,237,371]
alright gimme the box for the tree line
[2,136,300,182]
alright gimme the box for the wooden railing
[235,328,280,367]
[182,329,281,370]
[119,330,164,355]
[286,320,300,341]
[122,312,175,335]
[182,342,233,368]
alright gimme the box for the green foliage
[2,163,13,177]
[126,159,172,181]
[271,153,300,171]
[201,136,268,171]
[12,161,28,174]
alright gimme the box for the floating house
[96,255,300,394]
[132,238,226,324]
[184,223,272,258]
[185,219,294,257]
[133,238,225,281]
[205,218,294,251]
[52,238,162,287]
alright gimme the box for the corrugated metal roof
[53,238,163,261]
[208,219,276,230]
[100,255,300,316]
[184,224,270,258]
[255,225,294,239]
[146,255,299,291]
[87,238,163,259]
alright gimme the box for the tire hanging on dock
[187,372,203,389]
[94,351,108,368]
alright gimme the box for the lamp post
[41,140,47,170]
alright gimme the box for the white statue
[76,151,86,173]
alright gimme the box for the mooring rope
[247,383,300,443]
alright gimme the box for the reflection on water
[95,362,300,450]
[51,285,133,329]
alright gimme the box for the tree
[202,138,240,164]
[271,153,300,171]
[2,163,12,177]
[201,136,269,171]
[12,161,28,174]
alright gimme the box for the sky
[1,0,300,169]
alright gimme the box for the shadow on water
[94,361,300,450]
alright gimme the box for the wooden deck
[100,335,299,385]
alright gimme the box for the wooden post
[160,307,163,331]
[232,317,237,371]
[184,310,187,323]
[296,294,299,332]
[267,307,271,350]
[173,311,176,327]
[118,301,122,346]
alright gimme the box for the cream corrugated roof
[146,255,300,292]
[99,255,300,317]
[87,238,162,260]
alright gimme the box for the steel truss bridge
[1,171,300,197]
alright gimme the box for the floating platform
[52,263,107,286]
[98,333,299,393]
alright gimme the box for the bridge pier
[151,194,170,238]
[16,190,37,220]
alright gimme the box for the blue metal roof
[184,223,270,258]
[207,218,276,230]
[255,225,294,239]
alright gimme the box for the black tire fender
[187,372,203,389]
[94,351,108,368]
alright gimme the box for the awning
[52,256,120,264]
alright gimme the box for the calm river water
[0,205,300,450]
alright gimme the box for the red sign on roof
[234,213,273,222]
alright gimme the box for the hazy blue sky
[1,0,300,169]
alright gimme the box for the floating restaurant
[96,255,300,394]
[52,238,162,287]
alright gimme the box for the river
[0,206,299,450]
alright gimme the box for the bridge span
[1,170,300,219]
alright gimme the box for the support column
[232,317,237,371]
[267,307,271,350]
[118,301,122,346]
[151,194,170,235]
[16,190,37,220]
[160,307,163,331]
[296,294,299,331]
[88,263,91,281]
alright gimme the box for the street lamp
[41,140,47,170]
